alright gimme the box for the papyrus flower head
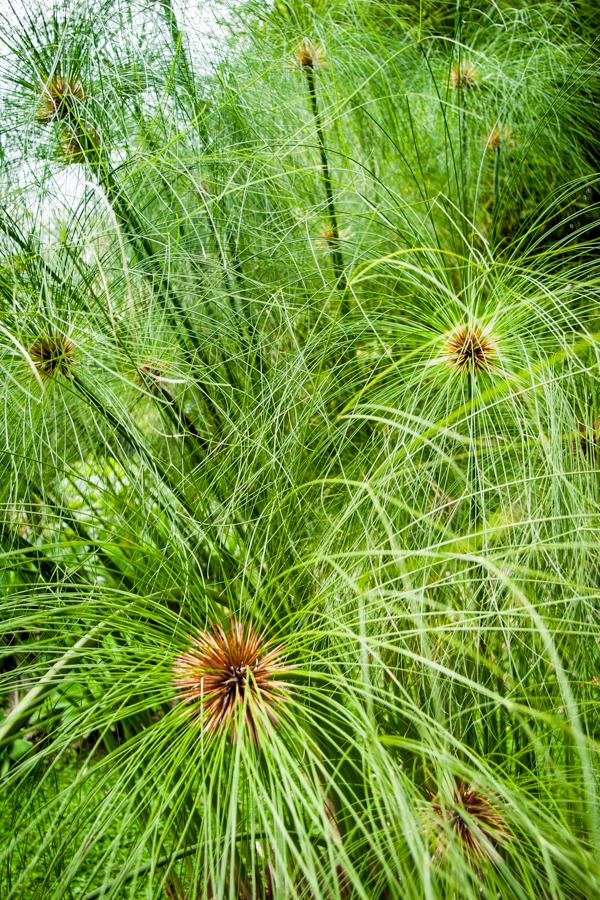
[431,781,510,864]
[36,75,85,125]
[441,323,497,374]
[450,62,479,90]
[487,124,513,152]
[29,334,76,379]
[317,224,350,247]
[294,39,326,71]
[173,620,290,743]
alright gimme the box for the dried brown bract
[442,323,497,374]
[29,335,76,379]
[173,620,290,743]
[294,39,326,71]
[450,62,479,90]
[36,76,84,124]
[431,781,510,865]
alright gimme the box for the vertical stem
[0,625,105,748]
[455,0,469,241]
[78,140,228,428]
[466,372,479,530]
[491,143,501,250]
[159,0,196,99]
[144,374,214,451]
[304,65,348,313]
[458,90,470,246]
[460,100,467,211]
[466,370,503,761]
[463,370,482,753]
[158,1,266,377]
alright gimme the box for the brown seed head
[173,620,290,743]
[317,224,349,248]
[61,134,87,164]
[318,225,336,245]
[431,781,510,865]
[443,323,497,374]
[60,124,100,164]
[294,39,326,71]
[36,76,85,125]
[450,62,479,90]
[29,335,76,379]
[487,124,512,152]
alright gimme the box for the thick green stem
[491,143,501,249]
[159,0,196,99]
[98,159,232,431]
[304,66,348,312]
[157,1,266,378]
[146,377,211,453]
[0,625,104,749]
[459,95,469,240]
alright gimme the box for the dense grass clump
[0,1,599,897]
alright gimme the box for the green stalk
[465,371,504,762]
[303,64,348,312]
[70,375,255,592]
[0,624,104,749]
[466,372,479,530]
[491,142,501,249]
[103,153,249,412]
[158,0,196,100]
[62,117,229,431]
[156,1,267,379]
[455,0,469,240]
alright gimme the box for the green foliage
[0,0,599,897]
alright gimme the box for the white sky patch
[174,0,234,69]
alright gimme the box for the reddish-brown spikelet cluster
[317,224,337,246]
[29,335,76,379]
[317,224,349,248]
[294,39,326,70]
[443,323,497,374]
[173,620,290,743]
[450,62,479,90]
[60,125,100,164]
[487,124,512,152]
[431,781,510,865]
[36,76,85,125]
